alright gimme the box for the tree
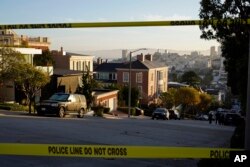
[159,88,177,109]
[77,67,100,109]
[181,71,201,86]
[15,64,50,114]
[197,93,212,113]
[175,87,201,117]
[0,47,25,82]
[199,0,250,110]
[121,86,140,107]
[33,50,54,66]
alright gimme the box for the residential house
[116,54,168,105]
[49,69,118,111]
[94,61,123,86]
[52,47,94,72]
[92,89,119,112]
[0,47,42,102]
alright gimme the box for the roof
[53,68,82,76]
[95,63,124,72]
[66,52,93,57]
[118,60,166,70]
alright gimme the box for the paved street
[0,110,235,167]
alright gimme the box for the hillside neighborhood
[0,29,240,117]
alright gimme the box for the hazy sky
[0,0,219,52]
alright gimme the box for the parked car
[194,114,209,121]
[152,108,169,120]
[169,109,180,120]
[36,93,87,118]
[223,113,242,126]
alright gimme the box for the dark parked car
[36,93,87,118]
[223,113,242,126]
[152,108,169,120]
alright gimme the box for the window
[76,62,79,70]
[113,73,117,80]
[151,86,153,95]
[82,62,85,71]
[158,71,163,80]
[72,61,75,70]
[79,61,81,71]
[99,73,109,80]
[88,61,90,70]
[136,72,143,83]
[68,95,76,102]
[123,72,129,82]
[138,86,142,98]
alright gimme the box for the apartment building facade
[0,29,50,50]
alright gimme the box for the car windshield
[49,94,69,101]
[155,109,165,113]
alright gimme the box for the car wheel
[37,110,44,116]
[59,107,65,118]
[78,108,84,118]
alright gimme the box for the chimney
[137,53,144,61]
[145,54,153,61]
[60,47,63,54]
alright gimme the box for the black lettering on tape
[69,147,83,155]
[46,24,71,28]
[210,150,230,159]
[170,21,196,26]
[19,25,29,29]
[84,147,92,155]
[94,147,106,155]
[107,148,127,156]
[48,146,68,155]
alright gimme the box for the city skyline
[1,0,219,52]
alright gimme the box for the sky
[0,0,219,53]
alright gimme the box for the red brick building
[116,54,168,105]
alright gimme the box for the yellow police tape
[0,18,250,29]
[0,143,244,159]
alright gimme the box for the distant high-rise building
[191,51,199,57]
[122,49,128,60]
[210,46,216,57]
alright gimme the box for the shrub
[103,107,110,114]
[91,106,104,117]
[0,103,29,111]
[117,107,136,116]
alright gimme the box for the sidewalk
[103,110,149,120]
[0,109,149,120]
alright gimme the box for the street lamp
[128,48,147,117]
